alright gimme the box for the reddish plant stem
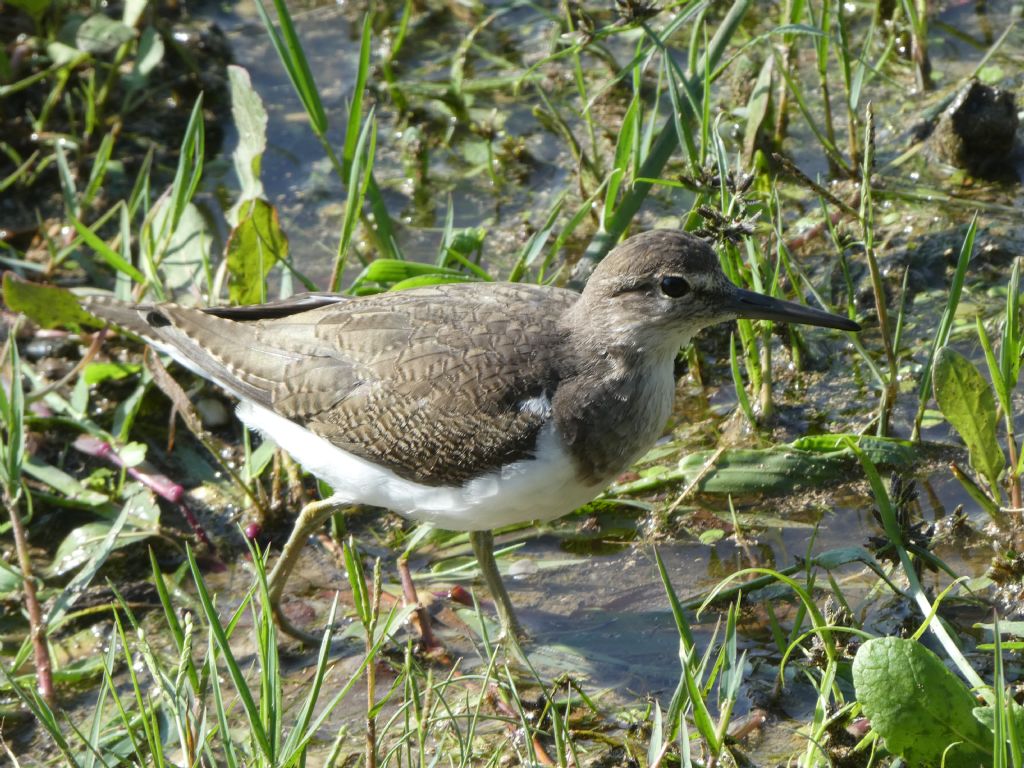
[6,491,54,706]
[397,555,441,653]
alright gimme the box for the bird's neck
[551,334,681,486]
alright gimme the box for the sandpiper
[84,229,859,640]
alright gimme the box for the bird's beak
[725,286,861,332]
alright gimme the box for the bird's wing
[84,284,577,485]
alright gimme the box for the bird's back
[85,282,579,488]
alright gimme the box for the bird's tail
[81,295,160,341]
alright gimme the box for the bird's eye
[659,275,690,298]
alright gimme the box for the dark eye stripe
[660,276,690,298]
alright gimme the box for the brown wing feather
[85,283,577,486]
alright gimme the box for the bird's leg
[469,530,525,641]
[267,496,345,642]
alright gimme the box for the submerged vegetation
[2,0,1024,765]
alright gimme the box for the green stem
[568,0,752,287]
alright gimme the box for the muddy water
[184,0,1024,758]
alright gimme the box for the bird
[82,229,860,641]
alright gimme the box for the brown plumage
[83,229,859,641]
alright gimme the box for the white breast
[236,401,604,531]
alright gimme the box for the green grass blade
[507,195,563,283]
[185,544,274,761]
[280,596,340,760]
[728,333,756,427]
[207,630,239,768]
[570,0,753,285]
[70,211,146,284]
[0,664,80,765]
[653,547,696,650]
[848,441,988,697]
[332,109,377,290]
[1,332,25,498]
[343,14,372,169]
[1000,259,1021,393]
[254,0,326,135]
[168,95,205,234]
[912,214,977,439]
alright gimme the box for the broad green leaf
[45,41,89,68]
[0,560,22,595]
[46,483,159,578]
[932,346,1005,495]
[149,197,211,294]
[122,0,147,27]
[7,0,50,21]
[241,438,276,482]
[226,198,288,306]
[76,14,136,55]
[676,449,844,493]
[3,273,94,330]
[742,56,773,164]
[675,438,915,495]
[789,434,916,466]
[129,25,164,79]
[446,227,487,259]
[853,637,992,767]
[973,699,1024,738]
[611,436,915,497]
[81,361,141,385]
[118,441,147,468]
[22,456,109,507]
[228,64,268,214]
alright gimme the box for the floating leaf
[932,346,1005,496]
[853,637,992,767]
[609,436,916,497]
[789,434,916,466]
[699,529,726,545]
